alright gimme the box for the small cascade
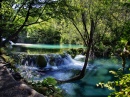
[18,53,104,81]
[20,53,75,69]
[21,55,37,66]
[45,53,74,66]
[20,54,95,73]
[74,54,85,62]
[17,53,86,81]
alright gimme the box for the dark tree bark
[57,18,95,83]
[0,0,2,8]
[79,18,95,78]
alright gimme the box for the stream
[14,53,130,97]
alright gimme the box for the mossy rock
[1,54,15,64]
[36,55,47,68]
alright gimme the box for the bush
[97,69,130,97]
[31,77,63,97]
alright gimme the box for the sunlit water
[12,43,85,49]
[16,54,130,97]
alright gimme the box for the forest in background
[0,0,130,57]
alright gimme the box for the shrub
[97,69,130,97]
[31,77,63,97]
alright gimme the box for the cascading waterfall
[17,53,87,81]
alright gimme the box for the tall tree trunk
[57,19,95,83]
[79,18,95,78]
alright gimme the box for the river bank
[0,63,44,97]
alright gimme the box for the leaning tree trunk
[57,19,95,83]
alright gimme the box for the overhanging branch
[81,12,89,45]
[69,18,88,46]
[2,0,33,46]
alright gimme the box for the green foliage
[0,0,67,47]
[0,48,18,72]
[1,54,14,64]
[26,19,61,44]
[42,77,57,86]
[0,47,14,63]
[0,1,16,35]
[0,48,6,55]
[27,49,61,55]
[1,0,130,58]
[36,55,47,68]
[31,77,62,97]
[97,69,130,97]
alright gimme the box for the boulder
[36,55,47,68]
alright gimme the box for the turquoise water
[16,52,130,97]
[59,57,130,97]
[12,43,85,49]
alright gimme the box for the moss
[36,55,47,68]
[1,54,14,63]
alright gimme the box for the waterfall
[20,53,75,69]
[17,53,86,81]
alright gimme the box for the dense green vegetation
[30,77,63,97]
[0,0,130,96]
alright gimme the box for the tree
[0,0,63,47]
[0,0,32,47]
[56,0,130,82]
[26,20,61,44]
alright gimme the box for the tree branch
[35,3,47,22]
[2,0,33,46]
[81,12,89,45]
[12,2,26,22]
[70,18,88,46]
